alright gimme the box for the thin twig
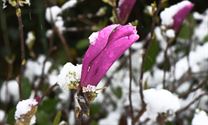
[128,48,134,125]
[176,92,208,115]
[135,1,162,123]
[16,5,25,100]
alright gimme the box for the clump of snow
[15,98,38,120]
[141,89,180,121]
[89,31,99,45]
[57,62,82,90]
[166,29,175,38]
[48,70,59,86]
[26,31,35,48]
[0,110,5,122]
[0,80,19,103]
[99,111,121,125]
[24,55,52,82]
[61,0,78,11]
[160,1,192,26]
[192,110,208,125]
[193,9,208,41]
[45,6,61,23]
[174,42,208,79]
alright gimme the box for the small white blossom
[57,62,82,90]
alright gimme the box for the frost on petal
[192,110,208,125]
[57,62,82,90]
[141,89,180,121]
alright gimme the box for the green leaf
[143,38,160,71]
[112,87,122,99]
[7,107,16,124]
[178,15,195,39]
[22,77,32,99]
[76,39,89,50]
[37,111,51,125]
[53,111,62,125]
[90,103,101,115]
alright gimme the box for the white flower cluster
[57,62,82,90]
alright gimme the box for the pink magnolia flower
[117,0,136,24]
[160,1,194,31]
[80,24,139,87]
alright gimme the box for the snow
[166,29,175,38]
[26,31,35,47]
[99,111,121,125]
[192,110,208,125]
[15,98,38,120]
[88,31,99,45]
[45,6,61,23]
[193,9,208,41]
[61,0,78,11]
[160,1,192,26]
[141,89,180,121]
[24,55,52,82]
[48,70,58,86]
[174,42,208,79]
[57,62,82,90]
[0,80,19,103]
[0,110,5,122]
